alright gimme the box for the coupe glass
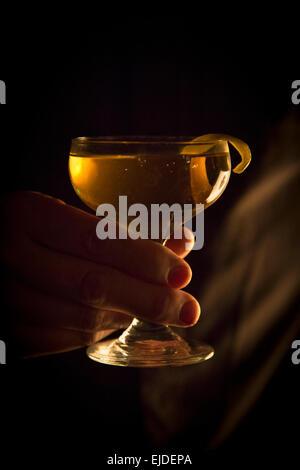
[69,135,251,367]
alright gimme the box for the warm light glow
[190,156,211,203]
[69,156,83,178]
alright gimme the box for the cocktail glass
[69,134,251,366]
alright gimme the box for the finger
[14,323,116,358]
[165,227,195,258]
[6,275,132,332]
[9,191,191,288]
[10,237,200,327]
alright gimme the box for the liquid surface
[69,153,231,213]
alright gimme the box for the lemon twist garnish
[192,134,251,174]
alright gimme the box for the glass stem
[120,234,171,340]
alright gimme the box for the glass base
[86,318,214,367]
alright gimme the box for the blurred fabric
[138,111,300,452]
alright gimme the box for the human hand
[1,191,200,358]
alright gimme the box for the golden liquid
[69,153,231,213]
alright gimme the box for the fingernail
[183,226,194,243]
[179,300,200,325]
[184,239,194,252]
[168,265,191,288]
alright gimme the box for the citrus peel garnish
[192,134,251,174]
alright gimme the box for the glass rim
[71,136,226,145]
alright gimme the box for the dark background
[0,15,299,467]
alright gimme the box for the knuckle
[79,270,106,306]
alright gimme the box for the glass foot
[86,318,214,367]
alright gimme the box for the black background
[0,14,299,467]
